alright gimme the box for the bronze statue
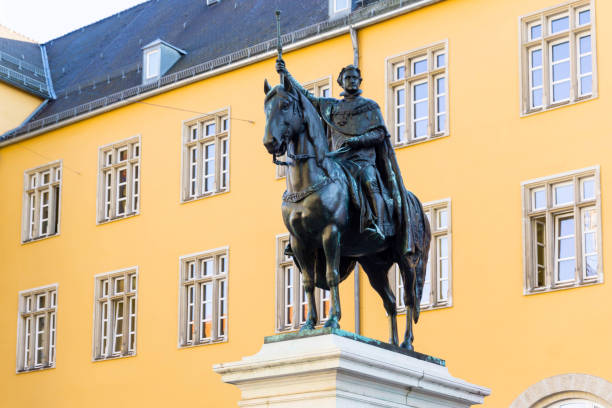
[263,55,431,350]
[262,10,430,351]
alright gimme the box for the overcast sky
[0,0,148,43]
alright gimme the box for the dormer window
[145,49,161,79]
[141,39,187,84]
[330,0,350,19]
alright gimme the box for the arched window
[546,399,603,408]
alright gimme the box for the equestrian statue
[263,44,430,350]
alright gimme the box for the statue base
[213,328,490,407]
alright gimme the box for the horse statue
[263,75,430,350]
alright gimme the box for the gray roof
[0,37,50,98]
[1,0,427,141]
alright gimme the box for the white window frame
[275,234,329,332]
[22,160,62,243]
[522,166,602,294]
[16,284,58,372]
[390,199,452,312]
[92,267,138,360]
[145,49,161,79]
[519,0,597,115]
[181,108,230,202]
[386,41,449,148]
[97,136,141,224]
[178,247,229,347]
[276,77,332,179]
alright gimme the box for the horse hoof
[400,341,414,351]
[323,319,340,329]
[299,323,316,332]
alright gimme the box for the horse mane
[297,90,329,166]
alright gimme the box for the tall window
[523,167,601,293]
[17,284,57,372]
[22,161,62,242]
[387,42,448,147]
[97,137,141,223]
[276,234,330,332]
[179,248,228,346]
[277,78,331,178]
[521,1,596,114]
[182,109,230,201]
[93,268,138,360]
[391,199,451,311]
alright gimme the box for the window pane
[414,101,427,119]
[395,64,405,80]
[558,259,575,281]
[420,262,431,306]
[559,216,574,237]
[585,255,598,277]
[531,49,542,67]
[436,114,446,133]
[202,259,213,276]
[436,76,446,94]
[438,236,448,259]
[436,95,446,113]
[579,35,591,54]
[580,76,593,95]
[436,53,445,68]
[581,178,595,200]
[550,15,569,33]
[396,88,405,105]
[532,188,546,210]
[412,59,427,75]
[531,69,542,87]
[552,61,570,82]
[580,56,592,75]
[552,42,569,61]
[413,82,427,100]
[437,209,448,229]
[531,89,543,108]
[559,237,574,259]
[553,81,570,102]
[335,0,348,11]
[414,120,428,138]
[578,9,591,25]
[530,24,542,40]
[206,123,216,136]
[397,107,405,124]
[554,184,574,205]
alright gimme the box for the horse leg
[359,255,398,346]
[397,255,417,351]
[291,238,318,331]
[321,224,341,329]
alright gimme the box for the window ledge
[521,94,598,118]
[97,211,140,226]
[393,133,450,150]
[16,364,55,374]
[21,232,60,245]
[181,189,230,204]
[397,302,452,314]
[524,279,603,296]
[93,352,136,362]
[179,338,228,349]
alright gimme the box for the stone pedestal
[214,328,490,407]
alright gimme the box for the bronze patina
[263,15,430,351]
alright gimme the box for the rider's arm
[276,59,321,109]
[345,128,386,148]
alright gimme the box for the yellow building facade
[1,0,611,407]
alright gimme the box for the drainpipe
[350,26,359,67]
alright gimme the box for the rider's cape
[316,96,430,259]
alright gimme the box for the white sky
[0,0,149,43]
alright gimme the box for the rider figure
[277,59,389,242]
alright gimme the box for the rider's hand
[276,59,287,74]
[342,137,359,148]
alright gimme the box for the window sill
[521,94,597,118]
[93,352,136,362]
[16,364,55,374]
[97,211,140,225]
[397,302,452,314]
[179,337,228,349]
[393,133,450,150]
[21,232,60,245]
[181,188,230,204]
[524,279,603,295]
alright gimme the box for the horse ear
[283,74,293,93]
[264,79,271,94]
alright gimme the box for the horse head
[263,76,303,157]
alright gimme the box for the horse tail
[403,189,431,324]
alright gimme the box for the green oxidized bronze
[263,14,430,351]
